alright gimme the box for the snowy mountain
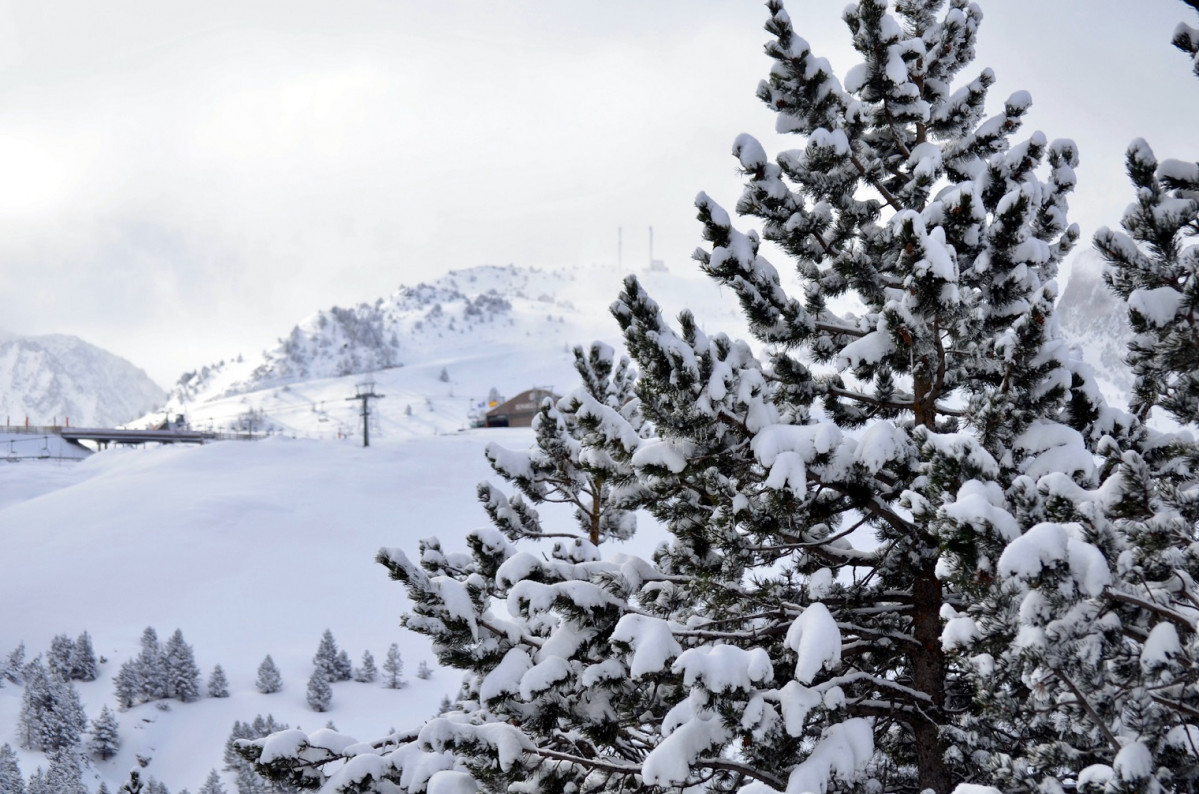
[0,331,166,427]
[151,263,748,438]
[1056,249,1134,409]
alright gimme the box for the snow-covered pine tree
[224,716,292,794]
[306,667,332,712]
[480,341,643,546]
[333,649,353,682]
[47,634,77,682]
[72,631,98,682]
[163,629,202,702]
[415,660,432,680]
[381,644,403,689]
[90,705,121,760]
[26,768,47,794]
[604,1,1084,790]
[113,660,141,710]
[951,4,1199,790]
[18,657,88,752]
[44,748,86,794]
[119,767,145,794]
[0,743,24,794]
[240,2,1098,793]
[199,769,227,794]
[208,665,230,698]
[242,340,648,791]
[312,631,341,682]
[255,656,282,695]
[354,650,377,683]
[145,777,170,794]
[3,643,25,684]
[135,627,166,702]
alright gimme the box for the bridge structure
[2,425,258,453]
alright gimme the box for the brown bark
[911,556,950,794]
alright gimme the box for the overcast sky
[1,0,1196,387]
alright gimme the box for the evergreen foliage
[953,4,1199,789]
[44,748,86,794]
[26,768,48,794]
[90,705,121,760]
[414,660,432,681]
[47,634,77,682]
[163,629,202,702]
[18,657,88,752]
[333,649,352,682]
[207,665,230,698]
[0,743,24,794]
[236,2,1199,794]
[306,667,332,712]
[255,656,282,695]
[135,627,166,702]
[3,643,25,685]
[223,716,294,794]
[381,644,403,689]
[72,631,98,682]
[113,660,140,710]
[312,631,342,682]
[353,651,377,683]
[199,769,227,794]
[119,768,145,794]
[479,341,644,546]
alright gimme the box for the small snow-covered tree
[135,627,166,702]
[113,660,140,710]
[163,629,201,702]
[414,660,432,681]
[90,705,121,760]
[72,632,97,682]
[333,649,352,682]
[480,341,643,546]
[0,743,24,794]
[207,665,230,698]
[381,644,403,689]
[306,668,332,712]
[353,651,376,683]
[255,656,282,695]
[3,643,25,684]
[145,777,170,794]
[118,768,145,794]
[199,769,227,794]
[44,748,86,794]
[19,657,88,752]
[312,631,341,682]
[47,635,77,682]
[26,768,48,794]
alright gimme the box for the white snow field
[0,428,661,793]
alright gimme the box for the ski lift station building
[484,388,556,428]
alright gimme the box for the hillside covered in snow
[146,263,747,439]
[0,332,165,428]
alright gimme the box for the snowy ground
[0,430,663,792]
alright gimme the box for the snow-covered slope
[151,263,748,438]
[0,431,665,793]
[1057,249,1133,409]
[0,332,166,427]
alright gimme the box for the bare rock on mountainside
[0,331,166,427]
